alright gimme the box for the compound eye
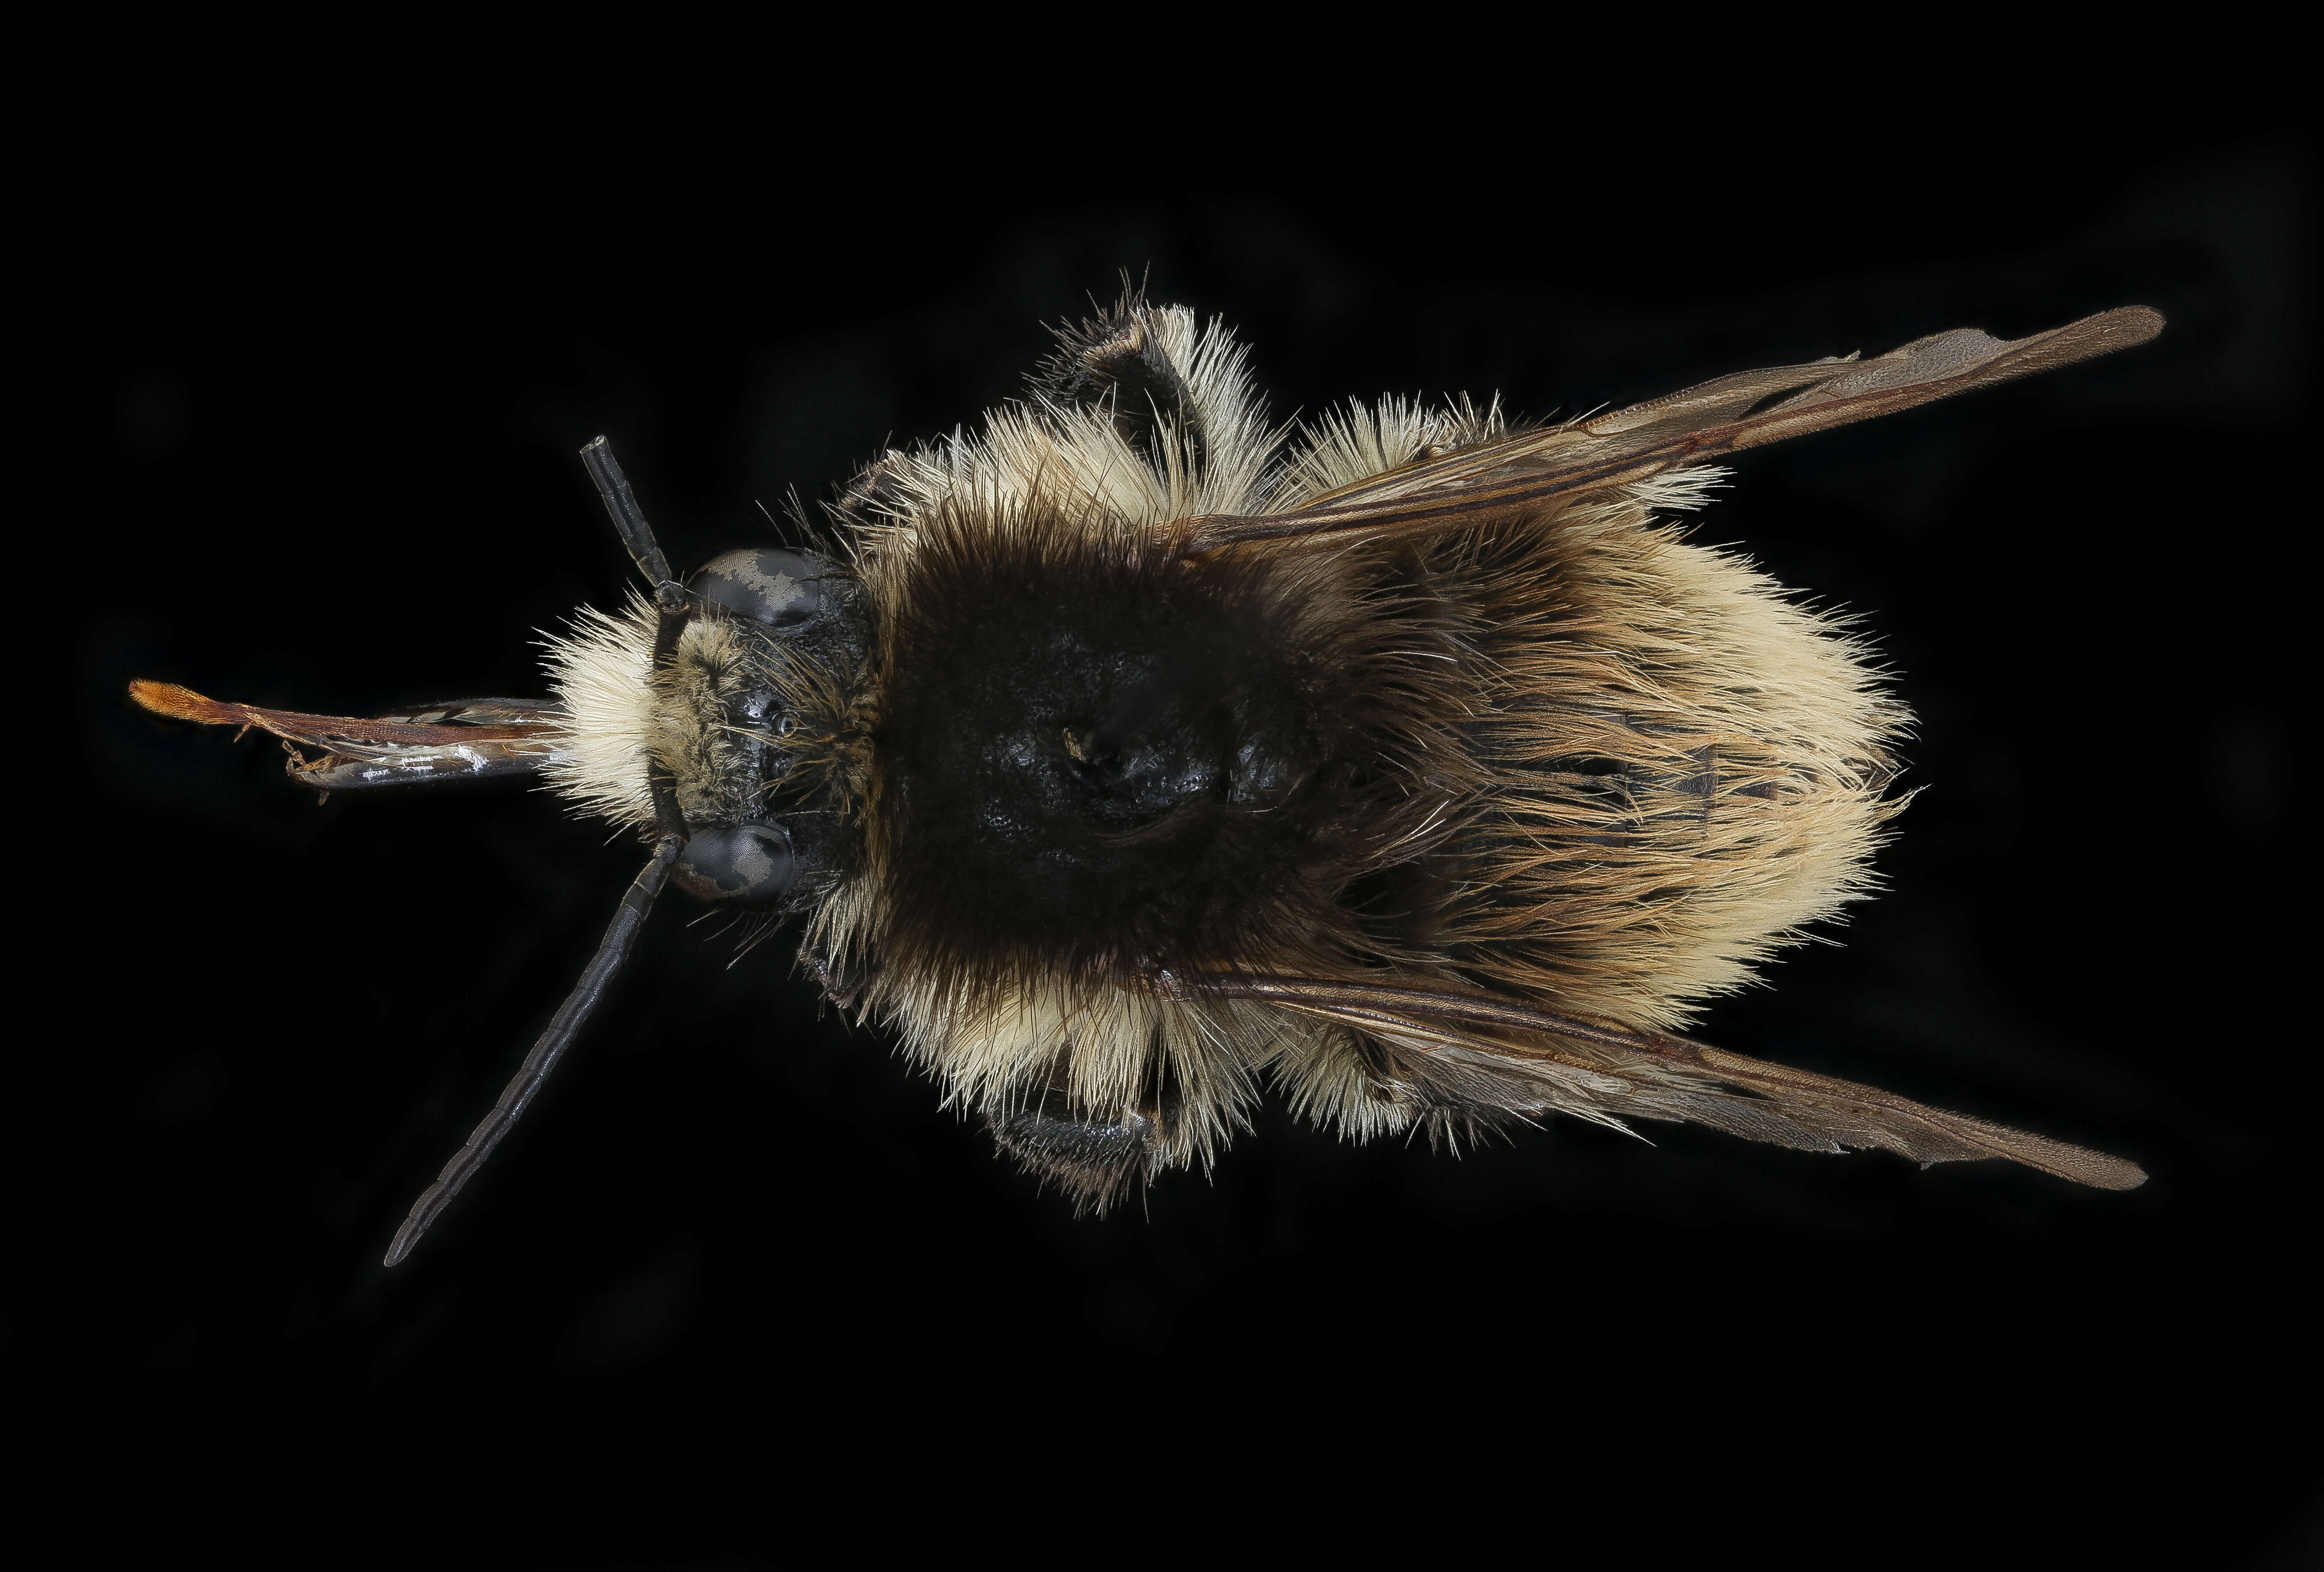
[672,821,799,905]
[688,548,836,630]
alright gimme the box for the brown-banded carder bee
[132,292,2161,1264]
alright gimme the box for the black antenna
[384,437,694,1266]
[385,835,683,1266]
[582,436,692,839]
[581,435,687,615]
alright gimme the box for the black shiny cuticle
[688,548,837,630]
[671,821,800,906]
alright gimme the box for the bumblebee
[133,293,2160,1263]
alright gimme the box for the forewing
[1196,974,2145,1188]
[1176,306,2163,552]
[129,680,563,789]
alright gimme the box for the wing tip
[2071,304,2165,352]
[2083,1154,2150,1191]
[2102,303,2166,343]
[2005,1134,2148,1191]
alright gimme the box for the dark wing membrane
[1192,974,2145,1189]
[128,680,563,790]
[1174,307,2163,552]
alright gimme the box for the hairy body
[542,302,1990,1204]
[136,294,2155,1253]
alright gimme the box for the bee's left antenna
[580,435,688,616]
[384,834,684,1267]
[582,435,693,840]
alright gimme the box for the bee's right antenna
[384,834,684,1266]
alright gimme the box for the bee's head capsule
[688,548,836,630]
[671,821,799,905]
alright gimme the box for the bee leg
[831,454,910,532]
[986,1089,1159,1216]
[1029,294,1203,467]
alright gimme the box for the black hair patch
[868,499,1476,998]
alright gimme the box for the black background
[42,76,2317,1571]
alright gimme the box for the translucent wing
[1190,973,2145,1188]
[129,680,563,790]
[1173,306,2163,553]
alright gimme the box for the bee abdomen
[1426,511,1908,1028]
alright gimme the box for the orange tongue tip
[128,679,241,726]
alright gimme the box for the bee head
[128,438,879,1264]
[654,547,864,910]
